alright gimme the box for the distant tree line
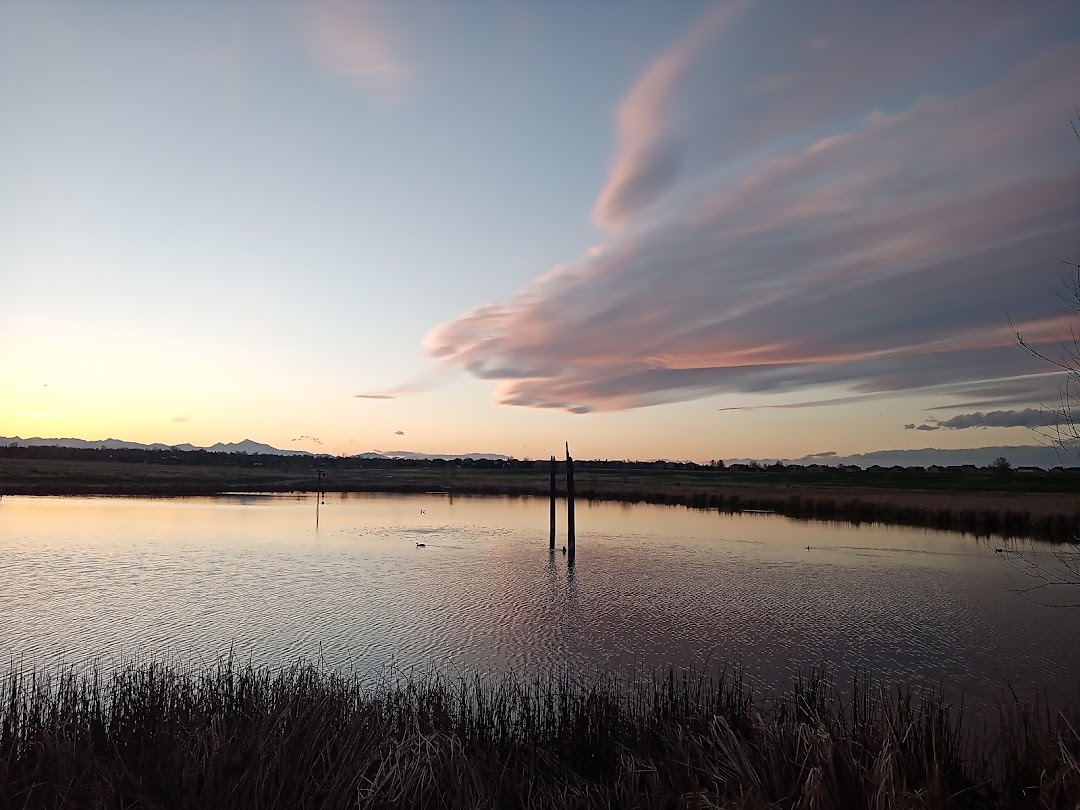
[0,445,714,471]
[2,444,1078,475]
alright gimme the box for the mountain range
[0,436,311,456]
[0,437,508,461]
[734,443,1080,469]
[3,436,1074,467]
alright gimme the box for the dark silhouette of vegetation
[4,443,1080,483]
[1012,115,1080,465]
[1014,263,1080,467]
[2,657,1078,809]
[2,446,1080,540]
[998,114,1080,599]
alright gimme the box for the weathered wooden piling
[315,468,325,529]
[565,443,575,558]
[549,455,557,549]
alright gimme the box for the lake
[1,492,1076,707]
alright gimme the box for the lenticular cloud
[428,4,1080,414]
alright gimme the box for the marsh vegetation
[2,658,1078,809]
[3,449,1079,540]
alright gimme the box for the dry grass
[2,659,1078,808]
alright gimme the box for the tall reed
[1,658,1078,808]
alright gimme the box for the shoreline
[4,471,1079,541]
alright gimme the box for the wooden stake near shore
[565,443,575,559]
[549,455,556,550]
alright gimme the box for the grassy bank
[3,455,1079,540]
[1,659,1077,809]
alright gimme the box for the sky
[1,0,1078,463]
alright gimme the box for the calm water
[1,493,1076,706]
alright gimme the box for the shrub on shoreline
[1,658,1078,808]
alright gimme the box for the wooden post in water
[549,455,557,549]
[565,442,575,559]
[315,468,325,529]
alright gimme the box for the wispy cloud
[718,372,1065,413]
[427,6,1079,415]
[172,416,189,423]
[300,0,409,97]
[591,1,749,230]
[745,71,804,98]
[907,408,1043,432]
[353,367,455,400]
[719,390,909,412]
[923,374,1065,411]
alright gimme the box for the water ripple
[0,493,1074,708]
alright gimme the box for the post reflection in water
[0,492,1077,709]
[563,554,581,646]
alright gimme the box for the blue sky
[1,1,1078,461]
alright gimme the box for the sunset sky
[2,1,1078,462]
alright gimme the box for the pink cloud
[300,0,409,97]
[591,1,750,230]
[425,15,1080,416]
